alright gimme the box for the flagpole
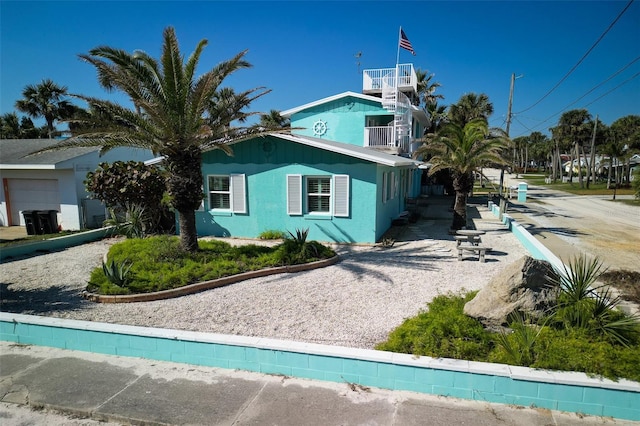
[395,27,401,149]
[396,27,401,65]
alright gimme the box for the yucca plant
[287,228,309,244]
[549,255,640,347]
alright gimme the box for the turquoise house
[195,64,429,243]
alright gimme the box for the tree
[15,79,75,138]
[552,109,592,187]
[36,27,271,252]
[259,109,290,129]
[0,113,20,139]
[611,115,640,184]
[415,68,443,107]
[415,119,509,230]
[448,93,494,128]
[85,161,171,234]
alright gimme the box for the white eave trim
[281,91,384,117]
[0,164,58,170]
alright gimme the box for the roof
[281,91,429,124]
[281,91,386,117]
[0,139,99,170]
[267,133,421,167]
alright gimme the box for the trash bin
[36,210,59,234]
[517,182,528,203]
[22,210,39,235]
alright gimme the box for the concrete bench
[457,244,492,262]
[454,235,482,247]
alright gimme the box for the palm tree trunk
[166,146,204,252]
[177,209,199,252]
[607,157,613,189]
[451,172,472,230]
[576,142,583,188]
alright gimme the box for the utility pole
[499,73,521,220]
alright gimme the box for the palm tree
[415,68,443,107]
[415,119,509,230]
[448,93,494,128]
[259,109,290,130]
[15,79,74,138]
[553,109,592,187]
[0,113,20,139]
[611,115,640,184]
[36,27,271,252]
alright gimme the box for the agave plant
[102,258,132,288]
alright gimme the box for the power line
[513,56,640,136]
[516,0,635,114]
[581,71,640,109]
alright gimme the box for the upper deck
[362,64,418,95]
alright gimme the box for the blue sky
[1,0,639,138]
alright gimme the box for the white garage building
[0,139,154,230]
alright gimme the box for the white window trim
[306,175,332,215]
[207,174,246,213]
[287,174,349,217]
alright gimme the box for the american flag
[399,28,416,55]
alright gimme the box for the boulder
[463,256,558,328]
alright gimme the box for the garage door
[7,179,60,226]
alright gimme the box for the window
[286,174,349,217]
[207,174,246,213]
[209,176,230,209]
[307,177,331,213]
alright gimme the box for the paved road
[484,169,639,272]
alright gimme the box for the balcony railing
[365,126,394,147]
[362,64,417,93]
[364,126,410,153]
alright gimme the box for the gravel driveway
[1,204,526,349]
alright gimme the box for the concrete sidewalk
[2,342,629,426]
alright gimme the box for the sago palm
[38,27,271,252]
[416,119,509,230]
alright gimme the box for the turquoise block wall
[198,135,410,243]
[290,96,389,146]
[1,315,639,421]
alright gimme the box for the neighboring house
[0,139,154,230]
[194,63,429,243]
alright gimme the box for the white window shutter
[287,174,302,215]
[231,174,246,213]
[333,175,349,217]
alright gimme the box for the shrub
[375,292,493,360]
[258,230,285,240]
[548,255,640,347]
[87,235,335,294]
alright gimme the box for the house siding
[290,97,390,147]
[197,136,408,243]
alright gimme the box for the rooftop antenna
[354,52,362,74]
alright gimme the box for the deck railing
[365,126,394,147]
[362,64,417,93]
[364,126,410,153]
